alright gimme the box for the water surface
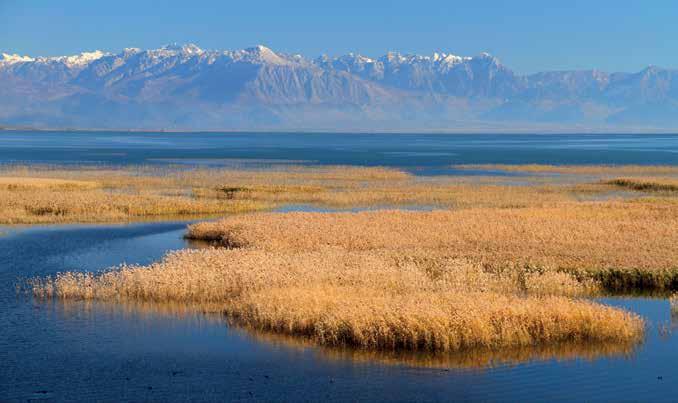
[1,132,677,174]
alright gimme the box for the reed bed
[455,164,678,176]
[0,177,99,190]
[40,289,639,369]
[26,164,678,355]
[236,288,639,351]
[0,165,412,189]
[191,183,578,209]
[32,247,643,352]
[186,204,678,291]
[0,188,271,224]
[0,165,418,223]
[33,248,596,301]
[1,164,633,223]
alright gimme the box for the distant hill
[2,44,678,131]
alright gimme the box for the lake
[0,131,677,174]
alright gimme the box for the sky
[1,0,676,74]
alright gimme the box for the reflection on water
[239,327,640,371]
[2,221,678,401]
[49,298,641,371]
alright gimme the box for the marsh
[2,131,678,401]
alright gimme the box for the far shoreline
[2,125,678,136]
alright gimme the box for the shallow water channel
[1,221,677,402]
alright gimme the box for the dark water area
[1,131,677,175]
[1,222,677,402]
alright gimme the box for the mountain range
[2,44,678,131]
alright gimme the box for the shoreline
[3,126,678,136]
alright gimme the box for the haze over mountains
[2,43,678,131]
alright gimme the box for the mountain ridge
[3,44,678,131]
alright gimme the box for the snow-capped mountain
[2,44,678,130]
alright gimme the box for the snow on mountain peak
[240,45,288,65]
[59,50,107,67]
[0,52,35,64]
[1,50,106,67]
[431,52,468,65]
[161,43,203,55]
[476,52,499,62]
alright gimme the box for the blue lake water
[1,131,677,174]
[1,222,677,402]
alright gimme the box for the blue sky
[1,0,676,74]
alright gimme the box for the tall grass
[0,177,99,190]
[455,164,678,176]
[186,203,678,291]
[0,165,417,223]
[0,189,272,224]
[3,164,669,223]
[0,165,412,189]
[193,182,585,208]
[33,237,644,353]
[26,164,676,355]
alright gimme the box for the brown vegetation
[0,165,409,223]
[32,247,643,352]
[5,164,674,223]
[187,204,678,290]
[34,199,661,353]
[28,164,678,356]
[0,188,272,224]
[45,298,639,369]
[605,177,678,193]
[455,164,678,176]
[0,177,99,190]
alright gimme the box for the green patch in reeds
[605,178,678,193]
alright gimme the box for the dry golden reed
[203,182,586,209]
[34,231,645,353]
[41,296,638,369]
[0,177,99,190]
[0,188,272,224]
[0,165,416,223]
[27,164,676,356]
[187,204,678,290]
[233,286,640,351]
[455,164,678,176]
[4,164,670,223]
